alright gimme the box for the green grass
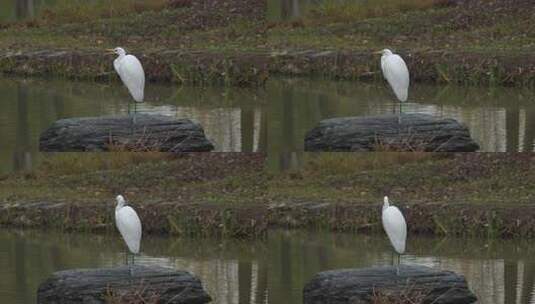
[35,0,169,25]
[267,153,535,206]
[268,3,535,53]
[0,1,264,52]
[308,0,437,24]
[0,153,265,205]
[264,0,535,85]
[1,0,534,86]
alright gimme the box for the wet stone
[304,113,480,152]
[37,265,212,304]
[303,265,477,304]
[39,114,214,152]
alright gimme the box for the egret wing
[382,206,407,254]
[382,54,409,102]
[115,206,142,254]
[117,55,145,102]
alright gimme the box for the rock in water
[304,113,479,152]
[37,265,212,304]
[303,265,477,304]
[39,114,214,152]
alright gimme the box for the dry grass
[104,281,160,304]
[300,152,440,176]
[34,0,170,26]
[38,152,171,176]
[306,0,440,24]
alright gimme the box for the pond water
[2,229,534,304]
[269,230,535,304]
[0,77,266,174]
[267,78,535,170]
[3,76,533,173]
[0,229,267,304]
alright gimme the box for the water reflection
[268,230,535,304]
[0,77,266,174]
[0,229,267,304]
[267,78,535,170]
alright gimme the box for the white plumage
[379,49,409,103]
[382,196,407,254]
[115,195,142,254]
[111,47,145,103]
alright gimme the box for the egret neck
[116,195,126,212]
[383,196,390,212]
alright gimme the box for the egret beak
[373,50,383,55]
[106,48,115,54]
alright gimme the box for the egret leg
[398,102,403,124]
[397,254,401,276]
[133,103,137,125]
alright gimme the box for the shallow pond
[269,230,535,304]
[0,229,267,304]
[3,76,534,173]
[0,77,266,174]
[267,78,535,170]
[4,229,534,304]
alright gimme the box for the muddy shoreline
[2,0,534,86]
[269,201,535,239]
[1,199,534,239]
[0,200,268,238]
[0,49,270,86]
[2,48,534,86]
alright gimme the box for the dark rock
[303,265,477,304]
[37,265,212,304]
[39,114,214,152]
[304,113,479,152]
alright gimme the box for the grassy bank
[267,153,535,238]
[3,153,535,238]
[1,0,535,86]
[0,0,268,86]
[0,153,267,238]
[267,0,535,85]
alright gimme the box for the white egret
[115,195,142,274]
[107,47,145,114]
[381,196,407,274]
[375,49,410,114]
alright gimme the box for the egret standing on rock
[375,49,410,115]
[107,47,145,115]
[382,196,407,275]
[115,195,142,274]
